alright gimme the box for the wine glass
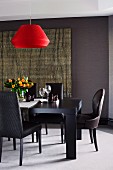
[39,88,45,98]
[45,85,51,101]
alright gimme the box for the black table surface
[29,98,82,115]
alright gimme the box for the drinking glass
[45,85,51,101]
[39,88,45,98]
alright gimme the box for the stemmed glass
[39,88,45,98]
[45,85,51,101]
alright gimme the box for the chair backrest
[28,83,38,98]
[46,83,63,100]
[0,91,23,138]
[92,89,105,117]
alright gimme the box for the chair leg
[32,133,34,142]
[19,139,23,166]
[61,122,64,143]
[13,138,16,150]
[64,122,66,143]
[8,137,10,141]
[89,129,93,143]
[45,123,48,135]
[0,137,3,162]
[38,130,42,153]
[93,128,98,151]
[36,131,39,143]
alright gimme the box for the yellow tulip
[9,79,12,83]
[23,84,26,87]
[12,84,15,88]
[19,81,22,84]
[19,83,23,86]
[21,79,25,82]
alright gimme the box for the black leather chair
[28,83,38,98]
[77,89,105,151]
[30,83,65,143]
[0,91,42,166]
[46,83,63,101]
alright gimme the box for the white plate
[34,98,48,103]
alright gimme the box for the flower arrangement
[4,76,34,97]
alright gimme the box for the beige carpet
[0,125,113,170]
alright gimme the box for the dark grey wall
[0,17,109,118]
[109,16,113,119]
[71,18,108,117]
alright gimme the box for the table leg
[77,108,82,140]
[65,114,76,159]
[77,129,82,140]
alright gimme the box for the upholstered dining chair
[30,83,65,143]
[7,83,38,143]
[0,91,42,166]
[77,89,105,151]
[45,83,64,137]
[28,83,38,98]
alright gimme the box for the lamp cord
[29,0,31,25]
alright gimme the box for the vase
[11,88,28,101]
[19,92,24,101]
[17,89,26,102]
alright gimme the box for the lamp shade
[11,24,50,48]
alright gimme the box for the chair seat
[22,121,41,138]
[77,113,98,129]
[77,113,93,123]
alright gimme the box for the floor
[0,125,113,170]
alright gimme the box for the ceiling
[0,0,113,21]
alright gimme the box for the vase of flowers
[4,76,34,101]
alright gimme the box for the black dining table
[29,98,82,159]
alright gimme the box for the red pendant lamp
[11,24,50,48]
